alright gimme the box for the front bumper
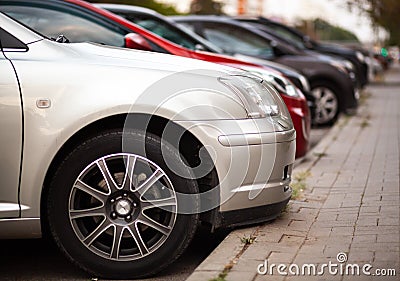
[176,118,296,226]
[281,95,311,158]
[214,197,291,229]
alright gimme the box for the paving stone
[267,251,297,263]
[329,226,355,236]
[254,273,286,281]
[255,232,283,243]
[308,226,332,237]
[226,270,256,281]
[376,234,400,243]
[347,250,374,263]
[359,206,380,214]
[374,251,399,263]
[186,271,221,281]
[354,225,398,235]
[232,258,265,273]
[351,234,377,244]
[377,217,400,226]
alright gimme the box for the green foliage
[347,0,400,45]
[314,18,360,42]
[240,235,256,245]
[290,170,311,200]
[209,272,227,281]
[87,0,182,15]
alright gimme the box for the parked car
[97,3,315,127]
[0,0,310,158]
[95,4,310,94]
[236,16,369,89]
[172,15,359,126]
[0,11,296,279]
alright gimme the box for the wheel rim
[68,153,177,261]
[312,87,339,124]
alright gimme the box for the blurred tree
[314,18,360,42]
[296,18,360,42]
[87,0,181,15]
[190,0,224,15]
[347,0,400,45]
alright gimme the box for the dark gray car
[172,15,359,125]
[97,4,316,120]
[235,16,369,89]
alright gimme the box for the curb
[185,114,348,281]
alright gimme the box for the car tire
[46,128,199,279]
[310,81,341,126]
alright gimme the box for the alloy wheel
[312,86,339,125]
[68,153,177,261]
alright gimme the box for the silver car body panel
[0,13,295,237]
[0,48,23,218]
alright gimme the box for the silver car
[0,13,295,279]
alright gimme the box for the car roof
[96,4,223,53]
[171,15,302,54]
[171,15,281,40]
[95,4,160,17]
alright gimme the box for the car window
[201,22,274,59]
[263,24,306,50]
[117,13,202,51]
[0,5,126,47]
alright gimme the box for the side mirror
[124,33,152,51]
[271,40,286,57]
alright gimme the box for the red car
[1,0,310,157]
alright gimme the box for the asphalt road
[0,129,327,281]
[0,226,229,281]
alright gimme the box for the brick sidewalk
[187,65,400,281]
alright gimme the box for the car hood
[316,43,356,56]
[44,40,238,76]
[305,50,343,62]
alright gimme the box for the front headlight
[237,65,302,98]
[356,51,365,63]
[218,75,289,119]
[330,60,348,74]
[343,60,354,70]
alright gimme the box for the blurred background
[88,0,400,63]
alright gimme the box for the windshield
[258,23,306,50]
[114,11,222,53]
[1,5,126,47]
[200,22,274,59]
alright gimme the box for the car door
[0,28,24,218]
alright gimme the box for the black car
[172,15,359,125]
[236,16,369,89]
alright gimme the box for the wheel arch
[40,113,220,237]
[308,75,345,111]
